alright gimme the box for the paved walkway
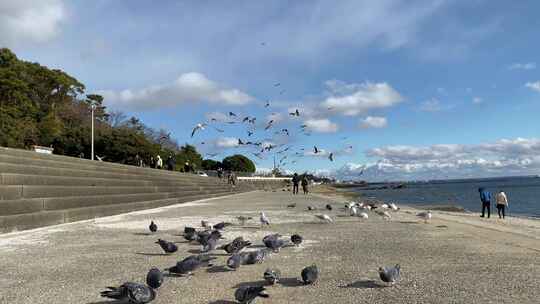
[1,190,538,303]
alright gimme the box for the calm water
[351,176,540,218]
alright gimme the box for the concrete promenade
[0,190,539,303]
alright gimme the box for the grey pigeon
[379,264,401,286]
[235,286,269,304]
[219,237,252,254]
[100,282,156,304]
[202,236,219,252]
[263,235,286,253]
[325,204,333,211]
[301,265,319,285]
[290,234,303,247]
[184,226,196,234]
[227,254,242,270]
[149,221,157,233]
[197,230,222,246]
[146,268,163,290]
[183,230,198,242]
[263,268,281,285]
[155,239,177,254]
[166,255,216,276]
[240,249,270,265]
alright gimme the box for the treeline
[0,48,255,172]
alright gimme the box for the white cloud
[508,62,536,70]
[205,111,230,123]
[360,116,388,129]
[304,118,339,133]
[213,137,239,149]
[525,81,540,93]
[100,72,253,110]
[0,0,65,45]
[321,81,403,116]
[472,97,483,104]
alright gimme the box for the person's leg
[481,203,486,217]
[497,205,502,218]
[502,205,506,219]
[487,203,491,218]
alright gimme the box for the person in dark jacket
[292,173,300,195]
[166,155,175,171]
[478,187,491,218]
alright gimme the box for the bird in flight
[328,153,334,162]
[314,146,319,154]
[265,120,274,130]
[264,100,270,108]
[229,111,237,117]
[289,109,300,116]
[191,123,207,137]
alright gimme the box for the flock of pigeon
[100,200,432,303]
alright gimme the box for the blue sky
[3,0,540,180]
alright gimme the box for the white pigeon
[260,212,270,226]
[191,123,207,137]
[315,214,333,223]
[381,203,389,209]
[359,212,369,219]
[416,211,432,223]
[350,206,358,216]
[390,203,399,211]
[345,202,356,209]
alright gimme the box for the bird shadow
[134,252,169,256]
[206,265,233,273]
[133,232,152,236]
[278,277,304,287]
[233,280,268,288]
[340,280,386,289]
[188,249,203,254]
[398,221,420,224]
[87,300,130,304]
[208,301,237,304]
[436,225,448,228]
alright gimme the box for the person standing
[292,173,300,195]
[156,155,163,169]
[301,176,309,194]
[478,187,491,218]
[166,155,175,171]
[495,190,509,219]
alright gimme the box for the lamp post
[91,103,96,161]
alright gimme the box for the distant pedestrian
[229,171,237,186]
[156,155,163,169]
[217,167,224,180]
[150,156,155,168]
[184,162,191,173]
[166,155,175,171]
[292,173,300,195]
[478,187,491,218]
[301,176,309,194]
[496,190,508,219]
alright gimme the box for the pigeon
[359,212,369,219]
[149,221,157,233]
[146,268,163,291]
[166,255,216,276]
[307,205,315,211]
[381,203,389,209]
[240,249,271,265]
[260,212,270,226]
[291,234,303,246]
[202,235,219,252]
[229,111,237,117]
[301,265,319,285]
[350,206,358,216]
[235,286,269,304]
[227,254,242,270]
[191,123,207,137]
[287,203,296,208]
[379,264,401,286]
[264,100,270,108]
[201,220,211,229]
[213,222,232,230]
[100,282,157,304]
[263,268,281,285]
[196,230,222,246]
[325,204,333,211]
[328,153,334,162]
[262,235,286,253]
[184,226,196,234]
[390,203,399,211]
[315,214,333,223]
[416,211,432,223]
[236,216,252,226]
[314,146,319,154]
[155,239,178,254]
[219,237,252,254]
[247,131,254,137]
[264,120,274,130]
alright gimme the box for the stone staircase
[0,147,263,233]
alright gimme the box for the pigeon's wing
[191,127,197,137]
[127,283,156,304]
[100,285,129,300]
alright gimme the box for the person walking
[292,173,300,195]
[495,190,509,219]
[156,155,163,169]
[478,187,491,218]
[301,176,309,194]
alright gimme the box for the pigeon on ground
[240,249,271,265]
[263,268,281,285]
[359,212,369,219]
[219,237,252,254]
[350,206,358,216]
[155,239,178,254]
[146,268,163,291]
[237,216,252,226]
[197,230,222,245]
[262,235,287,253]
[184,226,196,234]
[290,234,303,247]
[260,212,270,226]
[227,254,242,270]
[307,205,315,211]
[202,235,219,252]
[325,204,333,211]
[287,203,296,208]
[183,229,198,242]
[166,255,216,276]
[379,264,401,286]
[235,286,269,304]
[100,282,157,304]
[301,265,319,285]
[149,221,157,233]
[315,214,333,223]
[417,211,432,223]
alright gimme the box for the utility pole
[91,103,96,161]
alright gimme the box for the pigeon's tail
[100,287,122,299]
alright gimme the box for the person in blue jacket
[478,187,491,218]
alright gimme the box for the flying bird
[247,131,253,137]
[264,100,270,108]
[242,116,250,123]
[328,153,334,162]
[191,123,207,137]
[265,120,274,130]
[289,109,300,116]
[274,83,281,87]
[379,264,401,286]
[229,111,237,117]
[314,146,319,154]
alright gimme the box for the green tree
[222,154,256,172]
[202,159,221,170]
[175,144,203,171]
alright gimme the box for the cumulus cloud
[325,138,540,181]
[0,0,65,45]
[100,72,253,110]
[525,81,540,93]
[304,118,339,133]
[321,81,403,116]
[508,62,536,70]
[213,137,239,149]
[360,116,388,129]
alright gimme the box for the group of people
[291,173,309,195]
[148,155,176,171]
[478,187,509,219]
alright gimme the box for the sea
[350,176,540,218]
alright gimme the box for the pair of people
[291,173,309,195]
[478,188,508,219]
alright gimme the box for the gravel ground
[0,190,539,304]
